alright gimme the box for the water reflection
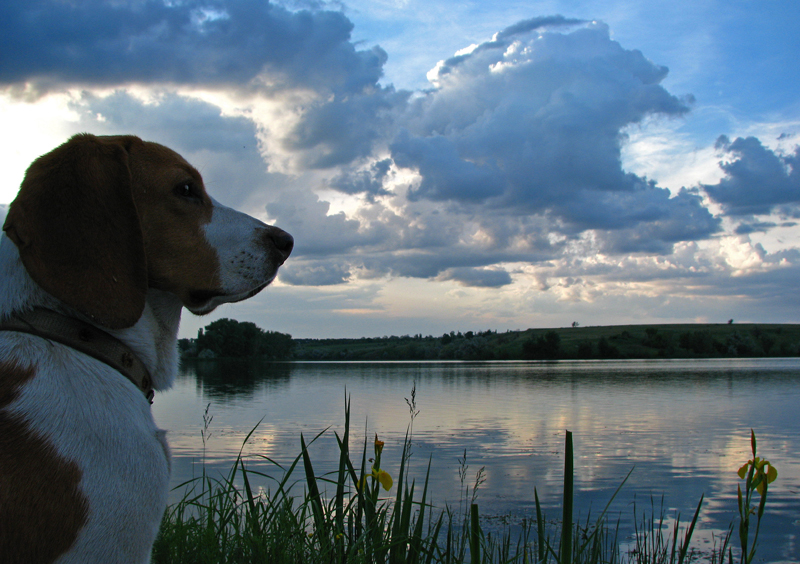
[179,358,296,398]
[155,359,800,561]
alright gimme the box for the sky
[1,0,799,339]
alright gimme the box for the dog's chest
[0,336,171,563]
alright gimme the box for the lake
[152,358,800,562]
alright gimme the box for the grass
[151,395,772,564]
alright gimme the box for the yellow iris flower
[358,468,393,491]
[738,456,778,496]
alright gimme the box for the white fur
[0,189,287,562]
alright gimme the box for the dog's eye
[175,182,201,202]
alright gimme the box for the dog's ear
[3,134,147,329]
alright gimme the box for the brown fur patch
[3,134,147,329]
[0,360,89,563]
[121,137,222,305]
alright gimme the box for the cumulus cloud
[703,135,800,218]
[68,91,282,210]
[280,87,409,169]
[266,189,390,257]
[1,0,403,171]
[10,1,790,324]
[0,0,385,95]
[381,20,719,251]
[267,9,741,284]
[328,159,393,198]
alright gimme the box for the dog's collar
[0,307,155,404]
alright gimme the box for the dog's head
[3,134,292,329]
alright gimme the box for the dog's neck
[0,231,181,391]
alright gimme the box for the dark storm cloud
[7,4,750,290]
[703,136,800,218]
[0,0,385,94]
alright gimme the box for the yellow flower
[374,468,393,490]
[738,456,778,495]
[374,434,385,455]
[357,467,394,491]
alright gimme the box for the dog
[0,134,293,563]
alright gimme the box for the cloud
[9,4,781,316]
[0,0,385,95]
[437,267,513,288]
[703,135,800,218]
[68,90,283,210]
[382,20,718,250]
[328,159,393,198]
[281,87,409,169]
[278,261,352,285]
[0,0,406,171]
[734,221,778,235]
[265,189,399,258]
[390,130,506,202]
[591,188,721,253]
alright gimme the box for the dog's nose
[268,228,294,263]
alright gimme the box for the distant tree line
[179,319,800,361]
[179,318,294,360]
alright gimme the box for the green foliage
[642,328,672,351]
[678,330,717,354]
[597,337,619,359]
[188,318,293,359]
[185,318,800,361]
[576,341,594,359]
[522,330,561,360]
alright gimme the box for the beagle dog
[0,134,293,563]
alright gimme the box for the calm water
[153,359,800,562]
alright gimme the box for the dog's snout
[267,228,294,263]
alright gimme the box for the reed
[151,398,770,564]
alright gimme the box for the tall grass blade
[300,432,331,556]
[560,430,573,564]
[677,493,704,564]
[335,396,352,562]
[409,458,434,564]
[470,503,481,564]
[389,428,412,564]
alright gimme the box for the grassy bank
[152,397,776,563]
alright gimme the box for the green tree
[522,330,561,360]
[679,330,716,354]
[195,318,294,359]
[598,337,620,359]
